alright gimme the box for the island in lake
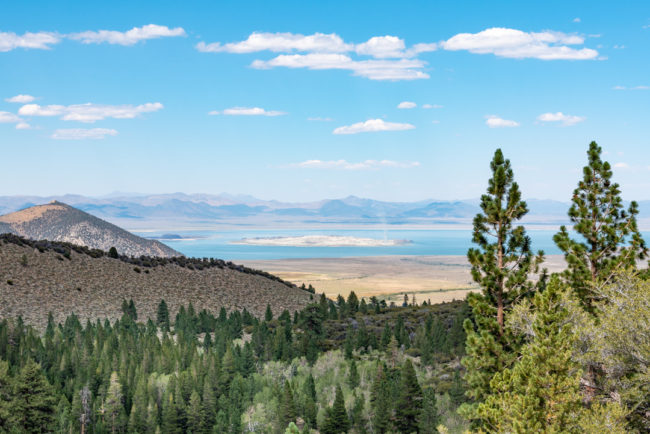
[231,235,412,247]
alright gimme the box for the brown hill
[0,201,180,257]
[0,235,313,330]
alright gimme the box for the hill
[0,234,312,330]
[0,201,180,257]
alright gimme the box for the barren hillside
[0,236,313,330]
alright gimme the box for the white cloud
[485,115,520,128]
[18,102,163,122]
[251,53,428,80]
[69,24,185,45]
[356,36,407,58]
[5,94,36,103]
[15,122,32,130]
[292,159,420,170]
[397,101,417,109]
[209,107,286,116]
[573,18,581,23]
[51,128,118,140]
[441,27,598,60]
[613,162,629,169]
[0,111,22,123]
[537,112,586,126]
[307,117,333,121]
[613,85,649,90]
[199,32,434,80]
[196,32,352,54]
[0,31,60,52]
[422,104,443,109]
[332,119,415,135]
[431,120,440,124]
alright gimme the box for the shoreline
[239,254,566,303]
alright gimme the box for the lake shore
[240,254,567,304]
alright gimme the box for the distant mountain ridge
[0,201,180,257]
[1,193,648,229]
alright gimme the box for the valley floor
[241,254,567,304]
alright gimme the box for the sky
[1,0,649,202]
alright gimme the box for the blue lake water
[136,228,600,261]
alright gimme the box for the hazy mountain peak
[0,202,181,257]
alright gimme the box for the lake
[137,228,591,260]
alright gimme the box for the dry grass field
[241,255,567,305]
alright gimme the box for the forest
[0,141,649,433]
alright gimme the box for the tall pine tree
[462,148,545,426]
[554,141,647,310]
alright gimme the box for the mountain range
[2,193,650,230]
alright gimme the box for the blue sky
[1,0,649,202]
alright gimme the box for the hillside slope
[0,201,180,257]
[0,236,312,330]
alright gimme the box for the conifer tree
[370,363,391,434]
[280,382,297,428]
[202,379,217,429]
[162,393,181,434]
[11,359,57,432]
[467,148,545,334]
[462,148,545,426]
[395,359,423,433]
[477,277,584,432]
[186,390,204,433]
[448,370,466,407]
[554,141,647,310]
[103,371,126,433]
[265,304,273,322]
[347,359,360,389]
[156,300,170,331]
[322,385,349,434]
[418,387,440,434]
[0,360,14,432]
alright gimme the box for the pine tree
[128,377,147,433]
[395,359,423,433]
[467,148,545,335]
[0,360,14,432]
[157,300,170,331]
[162,393,181,434]
[265,304,273,322]
[347,359,360,389]
[322,385,349,433]
[448,370,465,407]
[280,382,296,428]
[370,363,391,434]
[477,277,584,432]
[554,141,647,310]
[418,387,440,434]
[186,390,204,433]
[103,371,126,433]
[350,392,366,433]
[202,379,217,429]
[11,359,57,432]
[462,148,545,426]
